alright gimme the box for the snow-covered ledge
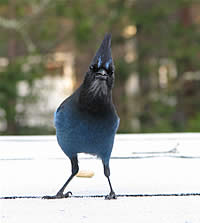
[1,133,200,223]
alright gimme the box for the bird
[43,33,120,200]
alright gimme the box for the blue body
[55,88,119,165]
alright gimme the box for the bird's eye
[89,65,94,71]
[108,67,114,76]
[89,65,94,70]
[89,64,98,71]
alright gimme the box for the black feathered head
[90,33,114,75]
[79,33,115,113]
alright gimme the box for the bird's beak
[96,68,108,80]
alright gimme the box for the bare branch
[0,16,21,30]
[22,0,55,27]
[0,0,56,53]
[31,0,53,17]
[0,0,54,29]
[20,30,36,53]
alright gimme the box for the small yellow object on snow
[76,170,94,178]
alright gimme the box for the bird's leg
[103,163,117,200]
[43,156,79,199]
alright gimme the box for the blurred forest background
[0,0,200,135]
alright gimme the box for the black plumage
[43,33,120,200]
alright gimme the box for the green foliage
[188,113,200,132]
[75,19,93,44]
[0,57,44,134]
[1,0,200,134]
[115,59,132,82]
[0,0,9,5]
[146,99,177,133]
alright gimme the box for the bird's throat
[79,82,112,114]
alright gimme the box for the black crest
[90,33,114,71]
[79,33,115,114]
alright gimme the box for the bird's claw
[42,195,57,199]
[58,191,72,198]
[105,191,117,200]
[42,191,72,199]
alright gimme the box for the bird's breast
[54,103,119,161]
[55,105,118,141]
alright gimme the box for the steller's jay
[43,33,120,200]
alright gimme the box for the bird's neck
[78,84,112,114]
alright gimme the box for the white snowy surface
[1,133,200,223]
[2,197,200,223]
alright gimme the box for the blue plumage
[44,33,119,200]
[97,56,102,68]
[105,58,112,70]
[55,87,119,165]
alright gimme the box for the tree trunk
[6,3,18,134]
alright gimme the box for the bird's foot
[105,191,117,200]
[42,191,72,199]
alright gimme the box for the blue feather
[55,89,119,165]
[98,56,102,68]
[105,58,112,69]
[47,33,119,199]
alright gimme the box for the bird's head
[88,32,114,89]
[84,33,115,96]
[79,33,115,113]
